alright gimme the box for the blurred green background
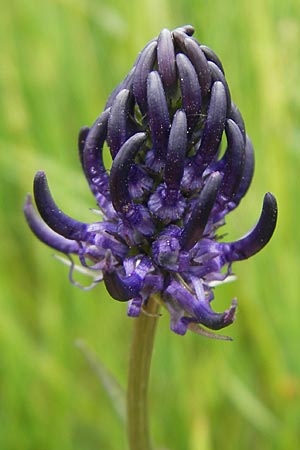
[1,0,300,449]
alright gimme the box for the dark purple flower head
[24,25,277,337]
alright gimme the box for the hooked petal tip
[33,171,89,241]
[227,192,278,261]
[24,193,80,253]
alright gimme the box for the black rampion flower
[24,26,277,336]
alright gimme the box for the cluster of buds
[24,26,277,336]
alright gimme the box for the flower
[24,25,277,336]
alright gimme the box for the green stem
[127,295,160,450]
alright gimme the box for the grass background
[1,0,300,449]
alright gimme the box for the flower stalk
[127,295,160,450]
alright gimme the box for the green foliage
[1,0,300,449]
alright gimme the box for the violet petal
[166,280,237,330]
[181,172,222,250]
[183,37,211,99]
[165,109,187,190]
[195,81,227,167]
[133,40,157,114]
[176,53,202,132]
[208,61,231,111]
[157,28,177,92]
[33,171,89,241]
[234,135,255,203]
[109,132,147,214]
[228,102,246,142]
[103,271,139,301]
[200,44,225,73]
[226,193,278,261]
[147,71,170,163]
[107,89,133,158]
[24,194,80,254]
[105,66,135,109]
[82,108,110,200]
[104,256,151,301]
[78,126,89,167]
[148,184,186,223]
[220,119,245,199]
[174,25,195,36]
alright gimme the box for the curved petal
[24,194,80,254]
[200,44,225,73]
[195,81,227,168]
[165,109,187,190]
[109,132,147,214]
[78,126,90,167]
[220,119,245,199]
[82,108,110,199]
[181,172,222,250]
[166,280,237,331]
[228,102,246,142]
[33,171,90,241]
[173,24,195,36]
[225,193,278,261]
[105,66,135,109]
[176,53,202,132]
[133,40,157,114]
[157,28,176,92]
[208,61,231,112]
[182,37,211,99]
[147,71,170,163]
[234,135,255,204]
[107,89,134,158]
[104,257,151,301]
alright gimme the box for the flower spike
[25,25,277,337]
